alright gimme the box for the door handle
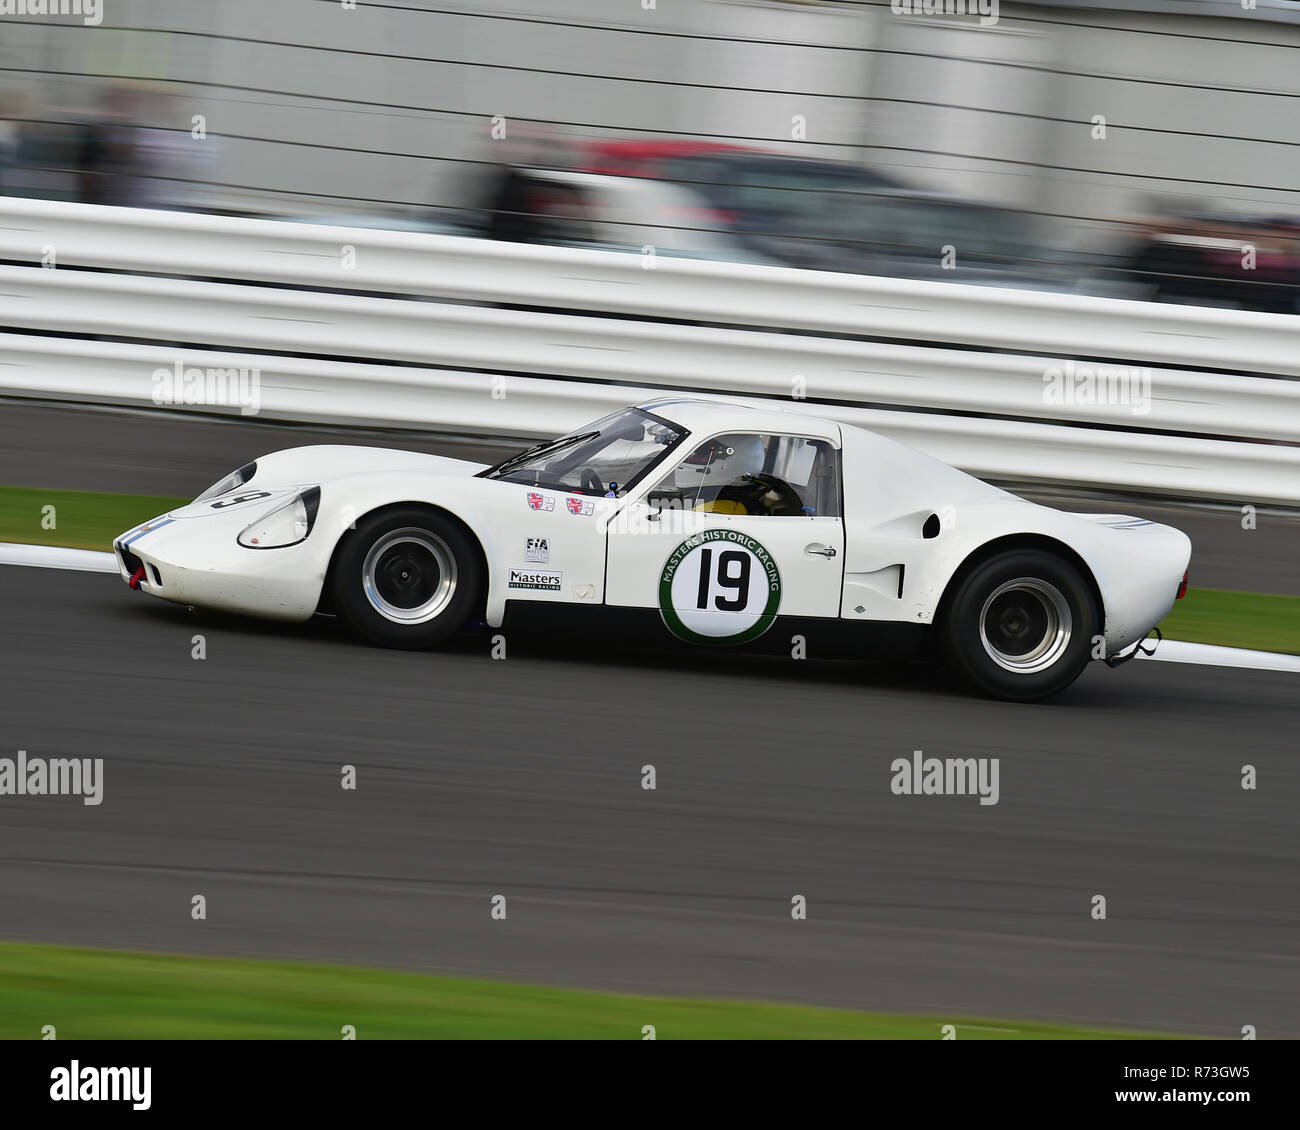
[805,543,837,558]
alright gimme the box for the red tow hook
[1176,569,1189,600]
[128,566,146,590]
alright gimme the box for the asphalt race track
[1,564,1296,1037]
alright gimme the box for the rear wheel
[942,549,1097,702]
[330,507,480,649]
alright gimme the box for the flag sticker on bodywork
[526,492,555,511]
[508,568,563,592]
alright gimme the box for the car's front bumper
[114,509,322,622]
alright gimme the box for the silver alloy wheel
[361,528,458,625]
[978,576,1072,674]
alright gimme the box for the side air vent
[922,513,941,539]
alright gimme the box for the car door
[605,431,844,645]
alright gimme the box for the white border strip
[0,542,118,573]
[1137,638,1300,674]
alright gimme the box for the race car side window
[780,437,841,518]
[650,434,840,517]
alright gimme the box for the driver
[672,434,767,512]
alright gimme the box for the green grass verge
[0,942,1173,1039]
[0,485,185,551]
[1157,588,1300,656]
[0,484,1294,655]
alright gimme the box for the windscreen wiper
[484,431,600,479]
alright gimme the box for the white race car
[114,398,1191,700]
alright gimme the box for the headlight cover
[195,461,257,503]
[237,487,321,549]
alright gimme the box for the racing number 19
[695,547,751,611]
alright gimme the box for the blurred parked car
[485,143,1064,290]
[627,150,1064,289]
[478,165,774,263]
[1111,209,1300,314]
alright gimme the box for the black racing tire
[329,506,481,649]
[941,549,1098,702]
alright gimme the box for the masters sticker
[658,530,781,645]
[508,568,562,592]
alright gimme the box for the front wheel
[941,549,1098,702]
[330,507,481,649]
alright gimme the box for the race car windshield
[483,408,686,495]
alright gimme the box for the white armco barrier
[0,198,1297,504]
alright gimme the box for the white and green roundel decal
[658,530,782,645]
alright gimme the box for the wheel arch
[318,500,490,617]
[934,533,1104,635]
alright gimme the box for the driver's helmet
[673,434,765,490]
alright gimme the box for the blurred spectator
[0,95,20,197]
[1,91,69,201]
[131,90,218,211]
[72,84,138,206]
[473,129,575,241]
[484,162,535,242]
